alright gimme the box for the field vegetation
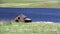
[0,22,60,34]
[0,0,60,8]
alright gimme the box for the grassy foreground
[0,22,60,34]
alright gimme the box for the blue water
[0,8,60,22]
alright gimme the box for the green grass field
[0,0,60,8]
[2,0,59,3]
[0,22,60,34]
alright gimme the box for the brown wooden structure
[14,14,32,23]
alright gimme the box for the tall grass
[0,22,60,34]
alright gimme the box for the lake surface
[0,8,60,22]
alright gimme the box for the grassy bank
[0,0,60,8]
[0,22,60,34]
[0,2,60,8]
[2,0,59,3]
